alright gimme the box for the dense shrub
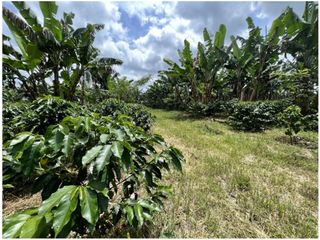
[188,99,239,116]
[302,113,318,131]
[3,96,81,140]
[3,101,29,125]
[3,101,31,145]
[96,98,154,131]
[229,100,292,131]
[3,115,184,238]
[277,105,303,142]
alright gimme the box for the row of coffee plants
[3,96,184,238]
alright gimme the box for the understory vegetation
[148,109,317,238]
[2,1,318,238]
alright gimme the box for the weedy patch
[147,109,318,238]
[231,173,251,192]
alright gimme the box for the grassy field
[147,109,318,238]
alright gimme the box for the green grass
[147,109,318,238]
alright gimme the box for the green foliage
[96,98,154,131]
[302,113,318,132]
[3,114,184,238]
[277,105,303,140]
[144,2,318,115]
[3,96,81,140]
[188,99,238,117]
[3,1,122,101]
[107,76,150,103]
[232,174,251,192]
[3,101,30,141]
[229,100,291,131]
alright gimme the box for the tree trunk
[53,66,60,96]
[249,87,257,101]
[81,77,85,105]
[240,85,248,101]
[67,67,84,101]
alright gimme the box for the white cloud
[2,1,306,80]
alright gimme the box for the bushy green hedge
[229,100,292,131]
[3,96,82,141]
[188,99,238,116]
[3,111,184,238]
[302,113,318,131]
[96,98,154,131]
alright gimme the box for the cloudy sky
[3,1,305,80]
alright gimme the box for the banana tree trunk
[53,66,60,96]
[67,67,84,101]
[240,85,248,101]
[249,88,257,101]
[81,77,85,105]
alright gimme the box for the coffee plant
[188,99,239,117]
[3,101,30,141]
[229,100,291,131]
[277,105,303,143]
[96,98,154,131]
[3,96,83,141]
[3,114,184,238]
[302,113,318,132]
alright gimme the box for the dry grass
[147,109,318,238]
[3,192,41,217]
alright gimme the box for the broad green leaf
[39,2,62,42]
[197,42,207,68]
[82,145,103,166]
[3,184,15,189]
[62,134,75,158]
[48,129,64,152]
[94,144,112,172]
[13,1,41,29]
[230,35,241,59]
[124,206,134,225]
[19,215,44,238]
[39,185,77,215]
[168,150,182,172]
[2,11,29,60]
[21,140,44,176]
[79,187,99,225]
[100,134,110,144]
[138,199,161,212]
[133,204,144,227]
[156,185,173,196]
[144,170,153,187]
[142,212,152,221]
[246,17,255,28]
[3,213,31,238]
[52,187,79,236]
[10,132,30,146]
[203,28,211,43]
[111,141,124,158]
[214,24,226,48]
[121,148,132,171]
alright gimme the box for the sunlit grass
[148,109,318,238]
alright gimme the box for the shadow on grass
[97,221,166,238]
[275,135,317,149]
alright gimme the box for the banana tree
[196,26,229,103]
[3,1,123,101]
[163,39,198,102]
[272,1,318,112]
[241,17,281,101]
[226,34,254,99]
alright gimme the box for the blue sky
[2,1,306,80]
